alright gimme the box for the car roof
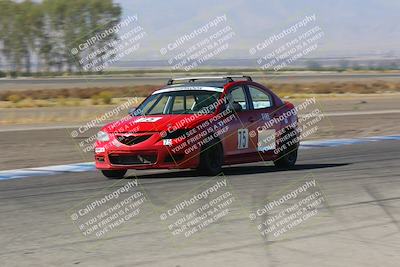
[152,84,224,95]
[152,75,254,94]
[169,81,226,88]
[148,75,284,106]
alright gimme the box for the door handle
[270,112,278,118]
[248,117,255,123]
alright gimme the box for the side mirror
[128,107,136,116]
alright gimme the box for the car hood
[103,114,212,133]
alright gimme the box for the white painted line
[322,110,400,117]
[0,135,399,181]
[0,162,94,180]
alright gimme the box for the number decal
[237,128,249,149]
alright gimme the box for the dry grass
[267,81,400,96]
[0,85,158,108]
[0,97,144,108]
[0,85,160,101]
[0,81,399,108]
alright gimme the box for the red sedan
[95,76,299,178]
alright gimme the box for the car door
[245,84,280,159]
[222,85,258,158]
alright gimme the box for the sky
[113,0,400,60]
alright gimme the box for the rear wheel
[101,169,127,179]
[273,148,298,169]
[274,129,299,169]
[198,138,223,176]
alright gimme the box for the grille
[115,134,152,146]
[109,153,157,165]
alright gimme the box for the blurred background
[1,2,400,267]
[1,0,400,169]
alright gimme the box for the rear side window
[228,86,248,110]
[248,86,272,109]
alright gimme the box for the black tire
[273,148,298,169]
[198,138,223,176]
[273,129,299,169]
[101,169,127,179]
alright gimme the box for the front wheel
[101,169,127,179]
[197,138,223,176]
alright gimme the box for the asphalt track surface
[0,140,399,266]
[2,72,400,90]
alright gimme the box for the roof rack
[167,75,252,85]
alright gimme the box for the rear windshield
[135,90,222,115]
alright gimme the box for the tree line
[0,0,121,76]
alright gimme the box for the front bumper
[95,133,200,170]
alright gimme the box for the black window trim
[146,94,163,114]
[227,85,252,112]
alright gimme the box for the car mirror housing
[128,107,136,116]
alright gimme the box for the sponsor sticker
[95,147,105,153]
[237,128,249,149]
[134,117,162,123]
[163,139,173,146]
[261,113,270,121]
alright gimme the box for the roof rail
[167,75,252,85]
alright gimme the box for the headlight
[97,131,110,142]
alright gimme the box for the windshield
[135,90,222,115]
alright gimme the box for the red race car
[95,76,300,178]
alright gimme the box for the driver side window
[228,86,248,111]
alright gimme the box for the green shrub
[91,94,100,105]
[7,94,23,103]
[98,91,113,104]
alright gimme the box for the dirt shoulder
[1,92,399,125]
